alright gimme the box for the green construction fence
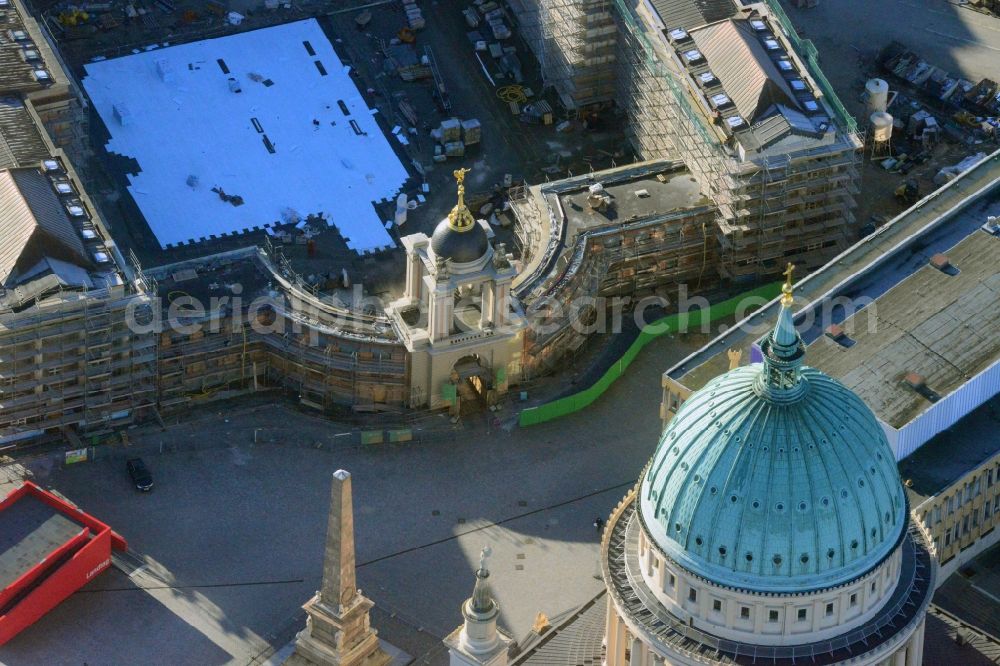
[518,283,782,427]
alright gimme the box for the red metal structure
[0,481,126,645]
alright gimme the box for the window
[713,599,722,612]
[825,602,834,617]
[870,581,876,594]
[668,573,676,588]
[945,531,952,547]
[768,610,779,623]
[740,607,750,620]
[797,608,807,622]
[849,593,858,607]
[986,504,992,520]
[688,588,697,603]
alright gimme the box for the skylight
[682,49,703,63]
[710,93,731,108]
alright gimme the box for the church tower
[387,168,526,410]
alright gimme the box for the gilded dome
[639,283,906,593]
[430,218,489,264]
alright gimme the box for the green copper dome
[640,289,906,593]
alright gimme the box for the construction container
[440,118,462,142]
[444,141,466,157]
[461,118,481,145]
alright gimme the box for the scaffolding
[0,283,158,441]
[507,0,618,109]
[612,0,863,284]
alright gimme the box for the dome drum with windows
[639,265,907,594]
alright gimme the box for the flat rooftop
[559,166,710,236]
[669,151,1000,394]
[807,230,1000,429]
[0,493,83,590]
[899,395,1000,505]
[82,19,407,253]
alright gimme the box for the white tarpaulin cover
[83,20,406,252]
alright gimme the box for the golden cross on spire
[447,167,475,231]
[781,262,795,306]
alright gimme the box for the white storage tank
[865,78,889,115]
[871,111,893,143]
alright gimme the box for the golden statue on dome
[780,262,795,306]
[447,167,475,231]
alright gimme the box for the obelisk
[287,470,391,666]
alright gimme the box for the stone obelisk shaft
[287,470,391,666]
[322,469,356,608]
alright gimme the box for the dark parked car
[126,458,153,492]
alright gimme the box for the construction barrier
[518,283,782,427]
[388,428,413,443]
[360,430,384,445]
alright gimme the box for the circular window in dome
[751,500,760,510]
[884,511,890,523]
[870,528,877,538]
[808,443,815,450]
[763,446,769,453]
[673,447,680,455]
[841,489,849,499]
[798,501,808,512]
[745,553,754,562]
[858,478,865,488]
[778,448,784,455]
[735,435,741,442]
[827,548,835,559]
[710,411,716,417]
[876,452,883,460]
[680,462,689,471]
[670,432,677,439]
[730,495,738,504]
[675,522,682,533]
[775,502,785,512]
[800,554,809,564]
[793,447,800,453]
[693,474,702,484]
[695,536,703,546]
[851,539,859,550]
[719,546,727,557]
[821,497,830,507]
[773,555,782,566]
[710,486,718,495]
[870,466,876,475]
[716,421,723,428]
[821,438,828,445]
